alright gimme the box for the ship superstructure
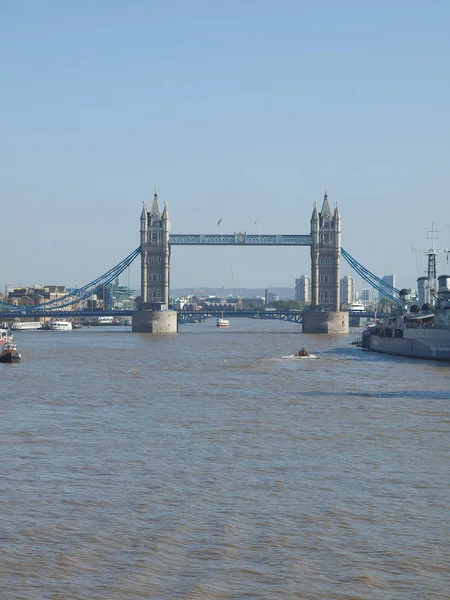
[361,275,450,360]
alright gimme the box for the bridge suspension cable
[341,248,400,302]
[0,244,400,312]
[0,247,141,313]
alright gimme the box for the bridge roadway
[0,310,133,319]
[0,308,303,322]
[178,309,383,324]
[179,309,303,323]
[0,308,381,324]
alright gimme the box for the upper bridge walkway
[169,233,312,246]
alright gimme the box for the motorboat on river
[347,301,365,312]
[295,347,310,357]
[0,341,21,362]
[216,315,229,328]
[49,319,73,330]
[10,321,42,331]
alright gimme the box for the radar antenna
[427,223,439,300]
[411,223,440,305]
[445,222,450,264]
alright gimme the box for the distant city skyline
[1,1,449,292]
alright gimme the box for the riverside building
[340,275,355,307]
[295,275,311,303]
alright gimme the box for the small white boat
[347,301,365,312]
[10,321,42,331]
[98,316,114,325]
[49,320,72,331]
[216,316,229,328]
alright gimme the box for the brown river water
[1,320,449,599]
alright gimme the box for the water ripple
[1,324,449,599]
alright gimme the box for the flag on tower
[218,218,222,226]
[254,218,260,225]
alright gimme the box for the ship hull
[0,352,21,363]
[362,332,450,361]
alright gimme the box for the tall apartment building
[340,275,355,306]
[361,288,374,305]
[378,274,396,299]
[295,275,311,303]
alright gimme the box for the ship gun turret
[434,275,450,330]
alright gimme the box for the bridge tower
[140,190,170,308]
[133,190,177,333]
[310,186,341,310]
[305,187,347,333]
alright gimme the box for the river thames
[2,320,449,599]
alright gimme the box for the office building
[295,275,311,303]
[361,288,374,305]
[340,275,355,306]
[379,275,396,299]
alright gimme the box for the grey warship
[361,276,450,361]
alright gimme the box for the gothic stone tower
[310,187,341,311]
[140,190,171,309]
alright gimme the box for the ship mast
[427,223,438,305]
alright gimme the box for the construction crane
[191,288,206,302]
[230,265,242,304]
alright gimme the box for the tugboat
[0,341,21,363]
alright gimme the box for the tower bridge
[136,187,344,333]
[1,187,400,333]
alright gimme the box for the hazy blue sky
[1,1,449,294]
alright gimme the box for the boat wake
[282,354,320,360]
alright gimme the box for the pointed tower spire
[140,200,148,220]
[150,188,161,218]
[333,202,340,221]
[320,184,331,217]
[140,200,148,248]
[311,201,318,235]
[162,199,170,221]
